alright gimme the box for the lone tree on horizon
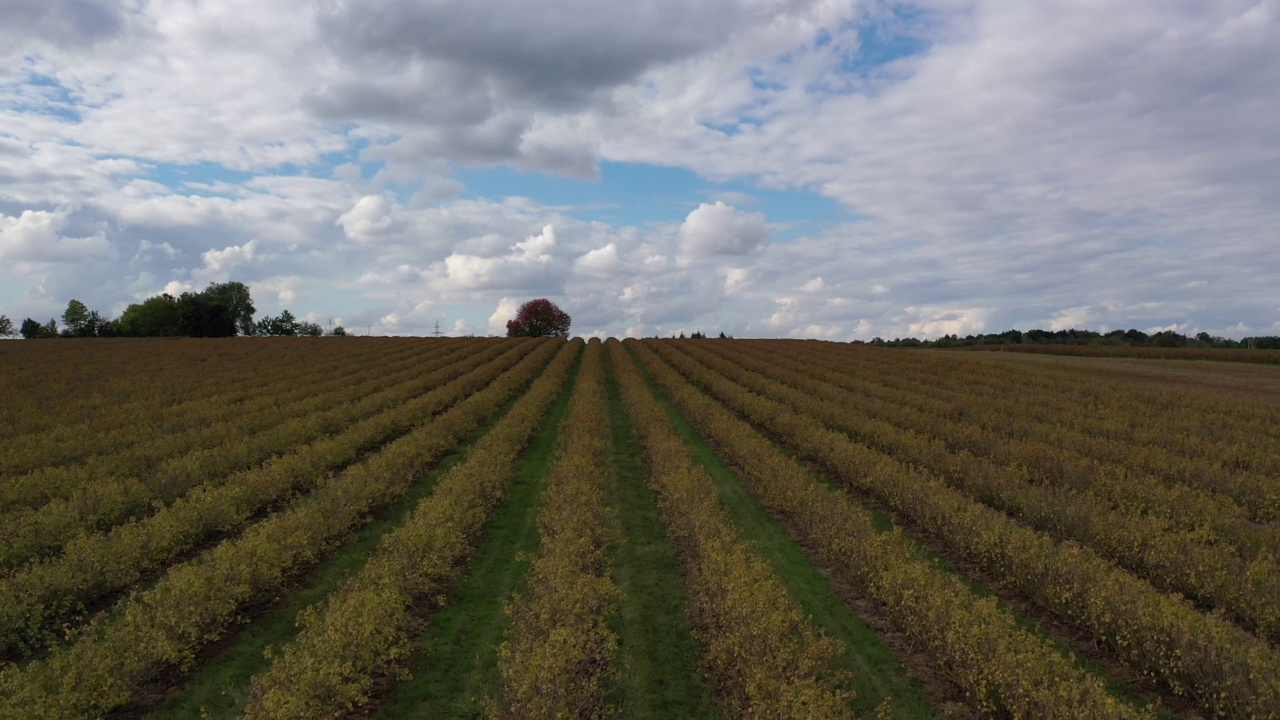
[506,298,571,338]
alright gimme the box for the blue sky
[2,0,1278,339]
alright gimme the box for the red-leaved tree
[505,298,571,338]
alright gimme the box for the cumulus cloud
[574,243,623,276]
[488,296,521,336]
[904,306,990,339]
[336,196,394,242]
[0,209,111,264]
[441,224,559,292]
[679,201,768,257]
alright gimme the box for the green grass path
[627,345,941,719]
[369,353,581,720]
[144,425,480,719]
[601,347,719,720]
[642,341,1169,719]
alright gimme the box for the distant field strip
[0,337,1273,720]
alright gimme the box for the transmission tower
[432,318,444,338]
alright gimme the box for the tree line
[0,282,347,339]
[864,327,1280,349]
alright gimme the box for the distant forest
[863,327,1280,350]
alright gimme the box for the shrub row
[642,339,1280,719]
[802,340,1280,520]
[627,340,1154,719]
[0,339,536,661]
[0,339,563,719]
[609,340,851,720]
[722,339,1275,557]
[0,338,450,503]
[1,338,404,474]
[0,339,488,570]
[239,339,581,720]
[491,340,623,720]
[679,340,1280,644]
[764,340,1280,524]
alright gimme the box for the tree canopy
[505,299,571,338]
[0,315,14,338]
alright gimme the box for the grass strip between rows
[491,340,623,719]
[239,339,581,720]
[630,351,940,720]
[0,339,562,719]
[628,339,1150,720]
[609,340,852,720]
[600,351,720,720]
[368,361,575,720]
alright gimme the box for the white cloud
[197,239,258,282]
[904,306,989,339]
[0,209,111,264]
[441,224,558,292]
[488,296,521,336]
[336,196,394,243]
[574,242,623,276]
[679,201,768,257]
[800,276,826,292]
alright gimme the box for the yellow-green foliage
[677,339,1280,645]
[609,340,851,720]
[0,340,564,720]
[492,340,623,720]
[0,340,489,567]
[641,338,1280,720]
[0,339,533,660]
[239,339,581,720]
[630,339,1150,720]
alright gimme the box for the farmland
[1,337,1278,719]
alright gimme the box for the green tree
[61,300,91,337]
[297,321,324,337]
[20,318,58,339]
[202,281,256,336]
[118,295,185,337]
[256,310,300,336]
[328,325,347,337]
[0,315,14,338]
[178,291,236,337]
[505,298,571,338]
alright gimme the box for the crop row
[610,340,851,719]
[957,343,1280,365]
[727,340,1279,561]
[491,340,622,719]
[625,340,1148,719]
[239,339,581,720]
[0,338,506,574]
[0,339,537,661]
[0,339,563,719]
[0,338,397,444]
[806,341,1280,488]
[681,340,1280,643]
[643,339,1280,719]
[0,338,429,477]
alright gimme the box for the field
[1,337,1278,720]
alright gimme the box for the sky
[1,0,1277,340]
